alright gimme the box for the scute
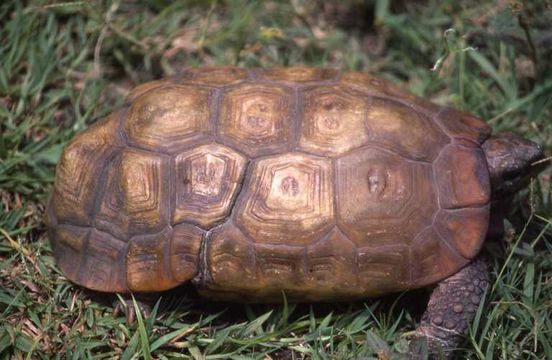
[50,225,89,283]
[340,72,443,115]
[436,107,491,144]
[76,229,127,292]
[357,244,410,295]
[299,85,369,157]
[51,113,122,225]
[435,144,491,209]
[257,66,338,83]
[125,85,212,153]
[126,226,203,292]
[305,229,358,297]
[365,98,449,161]
[435,207,490,259]
[411,227,467,286]
[218,83,293,157]
[173,144,247,228]
[170,224,204,283]
[235,152,334,245]
[127,229,174,291]
[95,149,170,239]
[340,72,415,100]
[205,222,256,295]
[181,66,250,86]
[254,243,306,295]
[335,147,436,247]
[125,79,173,103]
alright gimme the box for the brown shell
[46,66,492,300]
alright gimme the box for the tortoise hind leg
[409,259,489,359]
[113,294,156,324]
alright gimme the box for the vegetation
[1,0,551,358]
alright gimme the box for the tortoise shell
[45,66,492,301]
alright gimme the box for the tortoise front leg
[409,259,489,359]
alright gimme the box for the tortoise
[45,66,547,358]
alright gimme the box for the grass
[0,0,551,358]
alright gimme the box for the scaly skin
[409,259,489,359]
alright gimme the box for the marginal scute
[435,144,491,209]
[96,149,169,239]
[181,66,249,86]
[341,72,451,119]
[410,227,467,286]
[340,72,415,100]
[257,66,338,83]
[357,245,410,294]
[126,79,172,103]
[206,222,256,291]
[55,224,89,252]
[254,243,306,291]
[365,98,448,161]
[435,206,490,259]
[436,107,491,144]
[125,85,212,153]
[306,229,358,292]
[299,85,369,157]
[52,113,121,225]
[127,228,178,292]
[235,152,334,245]
[43,200,57,228]
[51,225,90,282]
[336,147,436,247]
[218,83,293,157]
[170,224,204,282]
[173,144,247,228]
[76,229,127,292]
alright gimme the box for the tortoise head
[483,132,548,196]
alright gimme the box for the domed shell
[46,66,491,300]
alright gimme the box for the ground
[0,0,551,359]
